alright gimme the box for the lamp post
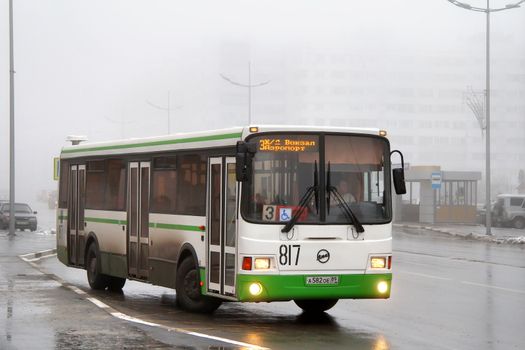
[447,0,524,235]
[8,0,16,237]
[220,61,270,125]
[146,91,182,134]
[105,113,135,139]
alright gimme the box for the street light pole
[220,61,270,125]
[485,0,492,236]
[146,91,182,134]
[485,0,492,235]
[447,0,524,235]
[105,112,135,138]
[9,0,16,237]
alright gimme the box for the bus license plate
[306,276,339,285]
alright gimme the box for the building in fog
[217,35,525,201]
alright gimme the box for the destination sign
[258,137,318,152]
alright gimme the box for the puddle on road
[0,259,200,349]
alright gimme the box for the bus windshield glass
[242,133,391,225]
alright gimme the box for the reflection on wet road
[5,226,525,349]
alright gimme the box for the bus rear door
[68,164,86,266]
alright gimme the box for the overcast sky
[1,0,524,202]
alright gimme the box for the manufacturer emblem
[316,249,330,264]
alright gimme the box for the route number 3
[279,244,301,266]
[263,205,276,221]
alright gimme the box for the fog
[1,0,524,203]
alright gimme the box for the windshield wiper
[326,162,364,233]
[281,161,318,234]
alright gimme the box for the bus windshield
[242,133,391,225]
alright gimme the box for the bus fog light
[254,258,270,270]
[377,281,389,294]
[371,257,386,269]
[249,282,263,296]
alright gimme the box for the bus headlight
[254,258,271,270]
[371,257,386,269]
[249,282,263,296]
[377,281,389,294]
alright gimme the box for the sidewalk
[394,222,525,245]
[0,230,178,349]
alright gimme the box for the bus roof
[60,125,383,159]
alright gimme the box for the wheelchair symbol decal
[279,208,292,222]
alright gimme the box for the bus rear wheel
[294,299,338,313]
[86,243,109,290]
[107,276,126,291]
[175,257,221,313]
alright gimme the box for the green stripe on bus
[84,217,127,225]
[58,215,68,220]
[149,222,204,232]
[81,217,201,231]
[236,273,392,302]
[62,132,243,154]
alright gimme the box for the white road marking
[111,312,267,349]
[397,270,525,296]
[87,297,111,309]
[19,250,269,350]
[69,285,87,295]
[397,270,452,281]
[461,281,525,295]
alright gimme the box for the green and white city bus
[56,125,406,313]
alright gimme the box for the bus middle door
[127,161,151,280]
[207,157,237,297]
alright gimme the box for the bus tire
[513,217,525,229]
[294,299,338,313]
[175,257,221,313]
[107,276,126,291]
[86,243,109,290]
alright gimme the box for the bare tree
[518,169,525,194]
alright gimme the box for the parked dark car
[0,203,38,231]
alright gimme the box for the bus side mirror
[236,141,257,182]
[236,153,249,181]
[392,168,406,195]
[390,150,407,195]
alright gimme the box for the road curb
[393,224,525,245]
[19,248,57,261]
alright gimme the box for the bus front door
[68,164,86,266]
[207,157,237,297]
[127,162,151,279]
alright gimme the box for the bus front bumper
[236,273,392,302]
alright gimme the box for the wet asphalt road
[1,212,524,349]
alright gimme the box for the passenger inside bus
[336,179,356,203]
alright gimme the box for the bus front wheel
[175,257,221,313]
[294,299,338,313]
[86,243,109,290]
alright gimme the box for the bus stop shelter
[396,166,482,224]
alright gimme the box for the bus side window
[58,160,69,208]
[151,168,177,214]
[176,155,206,216]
